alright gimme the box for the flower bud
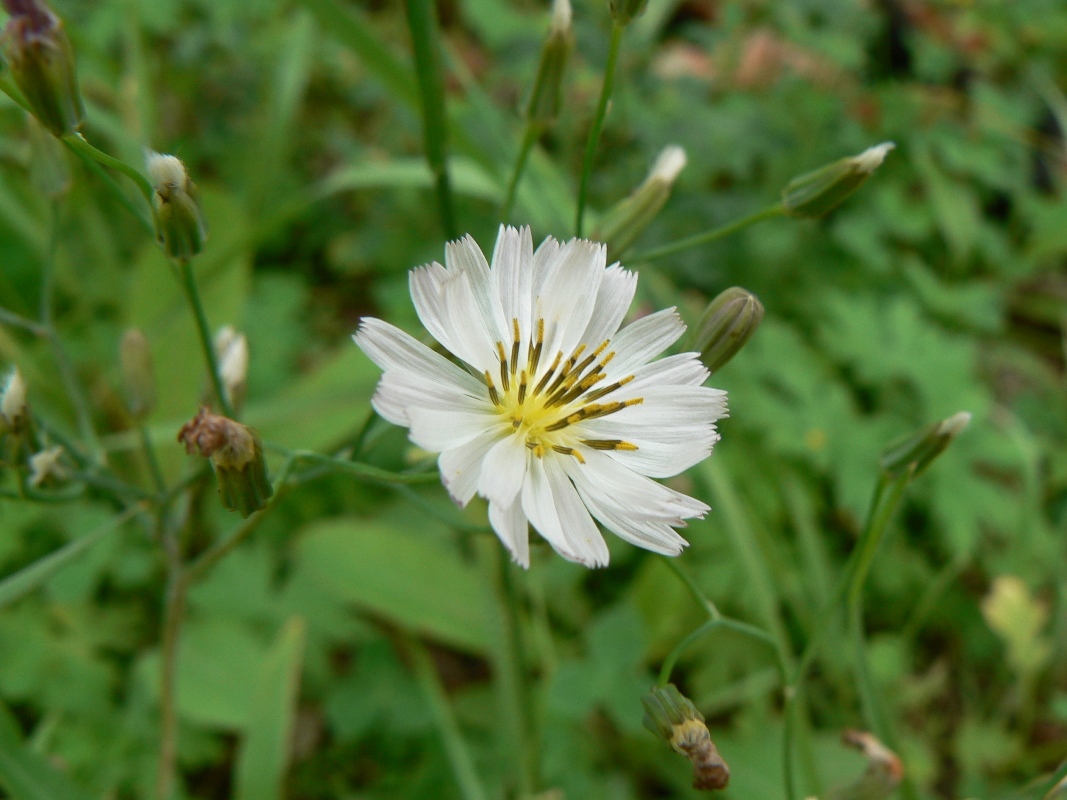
[692,287,764,373]
[120,328,156,420]
[28,444,64,487]
[214,326,249,411]
[178,407,273,517]
[146,151,206,261]
[829,730,903,800]
[1,367,29,433]
[593,145,686,258]
[782,142,895,218]
[609,0,649,25]
[642,684,730,791]
[880,411,970,478]
[1,0,84,136]
[525,0,573,126]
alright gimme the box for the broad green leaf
[0,700,95,800]
[0,508,137,610]
[233,618,306,800]
[294,518,492,653]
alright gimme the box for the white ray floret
[354,226,728,568]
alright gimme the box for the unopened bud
[526,0,572,126]
[147,151,206,261]
[609,0,649,25]
[828,730,903,800]
[178,407,273,517]
[880,411,971,478]
[782,142,895,218]
[692,287,764,373]
[594,145,687,258]
[28,444,64,487]
[642,684,730,791]
[120,329,156,419]
[1,0,84,136]
[214,326,248,411]
[1,367,28,432]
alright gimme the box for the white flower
[354,226,727,568]
[1,368,27,426]
[29,446,65,487]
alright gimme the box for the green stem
[266,448,441,487]
[575,20,624,237]
[60,133,155,205]
[405,634,490,800]
[140,426,167,495]
[1038,757,1067,799]
[176,259,235,418]
[41,201,106,464]
[405,0,458,238]
[0,307,49,336]
[632,203,786,262]
[662,556,719,618]
[501,120,540,222]
[156,523,186,800]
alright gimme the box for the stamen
[584,374,634,403]
[510,318,521,373]
[517,370,528,404]
[496,341,510,392]
[552,445,586,464]
[533,351,563,395]
[581,438,639,451]
[484,370,501,406]
[544,344,585,396]
[527,319,544,375]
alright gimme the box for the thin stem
[657,616,788,690]
[575,20,624,237]
[140,426,167,495]
[60,132,155,205]
[0,307,49,336]
[176,259,234,418]
[405,633,490,800]
[265,447,441,487]
[661,556,719,618]
[405,0,458,238]
[156,525,186,800]
[501,121,539,222]
[1038,758,1067,799]
[41,201,106,463]
[632,203,786,262]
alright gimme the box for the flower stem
[176,259,235,418]
[405,0,458,239]
[404,633,490,800]
[60,132,155,205]
[575,20,625,237]
[501,120,539,222]
[632,203,786,262]
[140,426,167,495]
[156,522,187,800]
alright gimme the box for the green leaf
[294,518,492,653]
[0,509,136,611]
[233,618,306,800]
[0,699,95,800]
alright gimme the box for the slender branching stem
[632,203,786,262]
[176,259,235,418]
[575,20,625,237]
[140,426,167,495]
[502,121,540,222]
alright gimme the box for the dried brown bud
[178,407,272,517]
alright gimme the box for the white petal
[441,269,501,373]
[373,369,491,427]
[489,499,531,568]
[531,236,560,294]
[521,456,608,567]
[478,433,528,508]
[446,235,506,346]
[409,407,505,452]
[580,264,636,348]
[606,308,686,374]
[493,226,534,343]
[353,317,483,396]
[439,428,500,507]
[536,239,606,362]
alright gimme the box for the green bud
[879,411,971,479]
[120,328,156,419]
[642,685,730,791]
[593,145,686,258]
[526,0,572,126]
[692,287,764,373]
[1,0,84,136]
[178,408,273,517]
[147,151,207,261]
[609,0,649,25]
[782,142,895,218]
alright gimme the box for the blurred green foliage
[1,0,1066,799]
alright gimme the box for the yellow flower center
[485,318,641,462]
